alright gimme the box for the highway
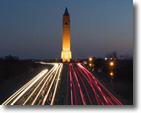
[2,63,63,105]
[2,63,123,105]
[68,63,123,105]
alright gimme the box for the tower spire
[63,7,69,16]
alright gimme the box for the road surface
[2,63,123,105]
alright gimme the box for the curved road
[2,63,123,105]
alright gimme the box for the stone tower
[61,8,72,62]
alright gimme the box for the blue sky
[0,0,133,59]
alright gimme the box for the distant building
[105,52,117,60]
[61,8,72,62]
[119,55,133,60]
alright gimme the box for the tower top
[63,7,69,16]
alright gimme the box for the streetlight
[109,61,114,67]
[110,72,114,76]
[89,57,93,62]
[89,63,92,67]
[110,71,114,83]
[109,61,115,83]
[105,57,108,60]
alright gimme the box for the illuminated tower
[61,8,72,62]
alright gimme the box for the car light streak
[75,68,92,105]
[2,69,48,105]
[69,65,73,105]
[69,64,78,105]
[70,64,86,105]
[2,62,123,105]
[10,69,48,105]
[77,63,123,105]
[50,64,63,105]
[81,67,116,105]
[77,64,110,105]
[30,64,58,105]
[2,63,64,105]
[23,64,57,105]
[77,66,100,105]
[82,68,108,104]
[41,65,60,105]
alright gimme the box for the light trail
[70,64,86,105]
[69,64,78,105]
[78,64,107,105]
[69,65,74,105]
[10,69,48,105]
[77,63,111,104]
[30,64,58,105]
[2,62,123,105]
[78,63,111,104]
[77,63,123,105]
[80,66,115,104]
[2,69,48,105]
[41,64,62,105]
[77,65,100,105]
[75,68,92,105]
[2,70,47,105]
[97,95,104,105]
[2,63,64,105]
[50,64,63,105]
[23,64,57,105]
[106,96,114,105]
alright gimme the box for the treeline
[0,55,42,80]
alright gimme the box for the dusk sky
[0,0,133,59]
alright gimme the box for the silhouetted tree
[106,51,117,59]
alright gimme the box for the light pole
[109,61,115,83]
[110,71,114,83]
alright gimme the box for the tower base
[61,51,72,62]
